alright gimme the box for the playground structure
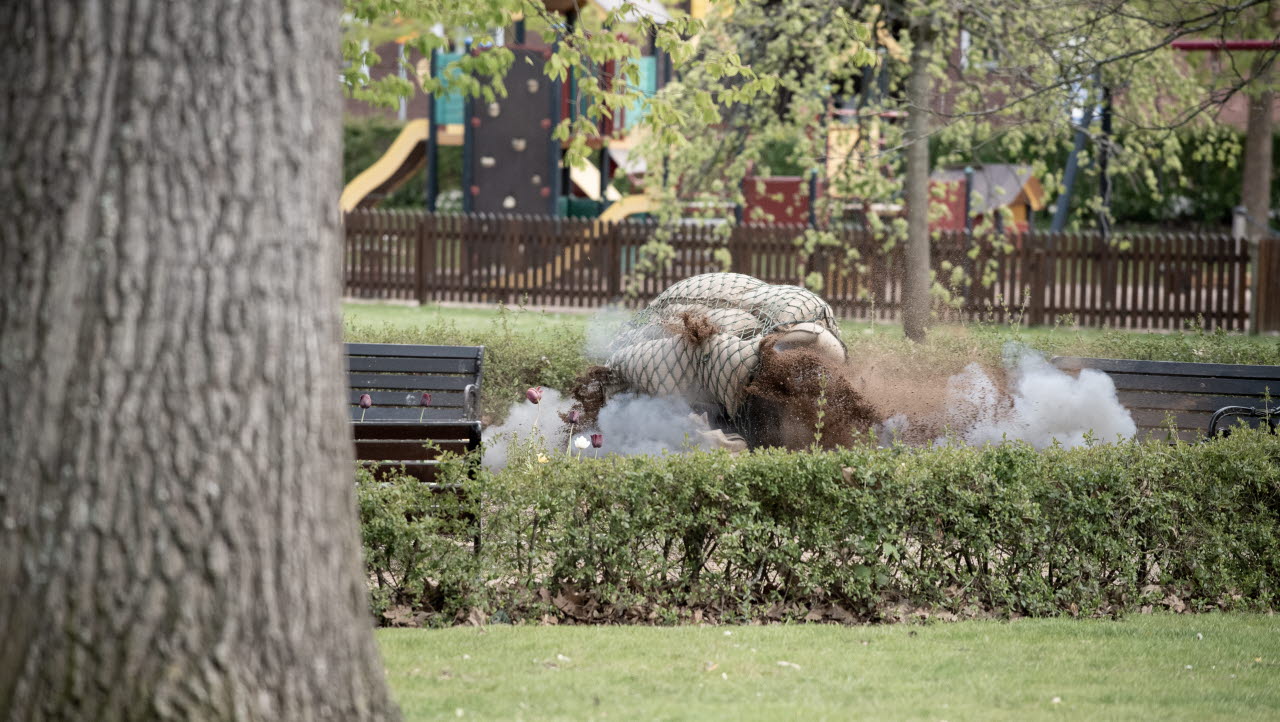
[930,165,1046,234]
[339,0,903,225]
[340,1,664,219]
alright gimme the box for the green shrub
[357,458,482,625]
[358,429,1280,625]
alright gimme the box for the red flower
[420,392,432,406]
[590,433,603,448]
[526,386,543,404]
[359,393,373,409]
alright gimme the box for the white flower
[574,435,590,450]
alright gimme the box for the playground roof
[543,0,671,23]
[592,0,672,23]
[932,164,1046,213]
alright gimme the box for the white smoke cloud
[482,388,731,470]
[941,345,1137,449]
[585,306,634,362]
[481,388,573,469]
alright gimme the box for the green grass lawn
[343,301,1280,367]
[378,614,1280,721]
[345,301,594,336]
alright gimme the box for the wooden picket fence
[344,209,1255,331]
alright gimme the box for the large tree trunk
[903,20,935,343]
[0,3,399,720]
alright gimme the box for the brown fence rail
[344,209,1254,331]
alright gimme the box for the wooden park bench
[347,343,484,484]
[1050,357,1279,443]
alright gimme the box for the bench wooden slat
[348,390,466,408]
[348,356,480,374]
[1053,356,1280,381]
[353,421,482,442]
[355,440,473,459]
[347,343,484,360]
[351,407,476,422]
[348,372,473,391]
[1117,390,1277,413]
[1102,373,1277,397]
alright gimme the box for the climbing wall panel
[465,47,559,215]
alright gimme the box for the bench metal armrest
[464,383,480,421]
[1208,406,1276,438]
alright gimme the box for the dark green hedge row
[358,429,1280,626]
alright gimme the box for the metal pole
[963,165,974,304]
[1050,102,1095,235]
[963,165,974,234]
[549,46,562,216]
[807,169,818,228]
[425,48,439,212]
[599,146,612,212]
[1097,83,1113,239]
[461,41,474,213]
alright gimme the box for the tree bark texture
[0,3,399,720]
[903,20,935,343]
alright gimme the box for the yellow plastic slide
[339,120,464,213]
[568,162,623,202]
[598,194,651,222]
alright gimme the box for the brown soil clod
[741,336,882,450]
[664,310,719,347]
[566,365,615,429]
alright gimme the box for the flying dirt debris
[569,273,880,450]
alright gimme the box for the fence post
[605,220,621,301]
[1256,236,1280,333]
[730,225,750,276]
[1025,232,1045,326]
[416,213,429,305]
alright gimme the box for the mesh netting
[605,273,845,417]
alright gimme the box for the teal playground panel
[433,51,466,125]
[625,56,657,130]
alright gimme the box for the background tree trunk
[0,2,399,719]
[1243,85,1277,333]
[903,20,936,343]
[1243,6,1279,333]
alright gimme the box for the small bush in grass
[356,428,1279,625]
[357,458,482,627]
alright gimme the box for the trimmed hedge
[359,429,1280,626]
